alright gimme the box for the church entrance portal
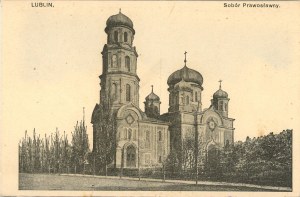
[207,145,220,172]
[126,145,136,168]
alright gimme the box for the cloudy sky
[2,1,300,162]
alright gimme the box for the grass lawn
[19,173,281,191]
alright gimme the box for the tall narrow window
[133,130,137,140]
[219,101,224,111]
[125,56,130,72]
[124,129,127,140]
[181,94,184,104]
[128,129,132,140]
[195,92,198,102]
[225,103,228,111]
[112,83,117,101]
[186,96,190,105]
[145,130,150,148]
[124,32,128,42]
[126,84,131,102]
[158,131,162,141]
[112,55,117,68]
[114,31,118,42]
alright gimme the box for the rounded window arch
[125,56,131,72]
[114,31,118,42]
[124,32,128,42]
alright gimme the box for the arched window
[114,31,118,42]
[112,55,117,68]
[124,32,128,42]
[125,56,130,72]
[158,131,162,141]
[126,84,131,102]
[186,96,190,105]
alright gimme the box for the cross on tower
[119,8,121,13]
[219,80,222,89]
[151,85,153,92]
[184,51,187,66]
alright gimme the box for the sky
[2,1,300,150]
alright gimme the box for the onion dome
[105,10,135,34]
[145,85,160,101]
[213,80,228,99]
[167,65,203,86]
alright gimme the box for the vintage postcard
[1,0,300,196]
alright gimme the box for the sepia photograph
[1,1,300,196]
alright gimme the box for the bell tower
[100,10,140,111]
[212,80,230,117]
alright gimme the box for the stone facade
[92,11,235,170]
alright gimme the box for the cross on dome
[219,80,222,89]
[184,51,187,66]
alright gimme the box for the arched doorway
[206,144,220,172]
[126,145,136,168]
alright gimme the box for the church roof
[167,65,203,86]
[213,89,228,98]
[105,10,135,33]
[213,81,228,99]
[145,86,160,101]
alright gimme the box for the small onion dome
[167,65,203,86]
[145,86,160,101]
[174,79,192,91]
[213,85,228,98]
[105,11,135,34]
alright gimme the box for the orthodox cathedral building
[91,11,235,170]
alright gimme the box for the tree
[71,120,90,173]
